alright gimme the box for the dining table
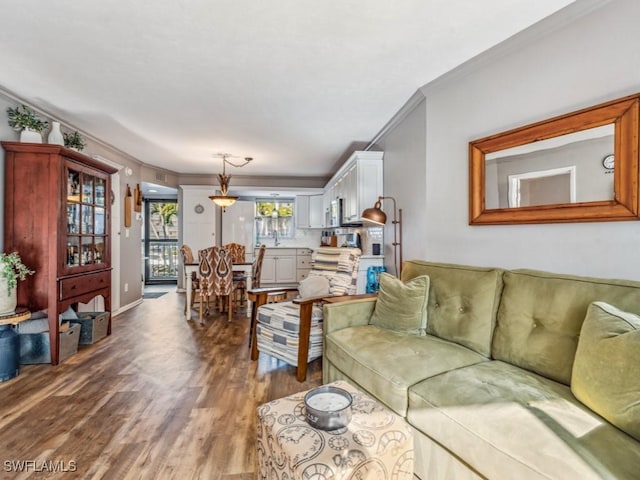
[184,261,253,320]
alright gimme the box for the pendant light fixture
[209,154,253,210]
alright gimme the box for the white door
[180,185,217,256]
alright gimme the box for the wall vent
[155,172,167,183]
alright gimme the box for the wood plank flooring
[0,290,322,479]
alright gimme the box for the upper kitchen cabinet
[326,151,383,226]
[296,194,324,229]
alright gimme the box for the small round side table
[0,307,31,382]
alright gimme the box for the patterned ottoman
[256,380,414,479]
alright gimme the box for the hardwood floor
[0,290,322,479]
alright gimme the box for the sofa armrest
[323,297,377,335]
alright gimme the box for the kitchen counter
[257,246,314,249]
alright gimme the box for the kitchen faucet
[271,211,281,246]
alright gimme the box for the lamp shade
[361,201,387,225]
[209,195,238,208]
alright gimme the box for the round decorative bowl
[304,385,353,431]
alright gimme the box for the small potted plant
[6,104,49,143]
[63,130,87,152]
[0,252,34,315]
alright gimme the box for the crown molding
[0,86,145,167]
[366,89,426,149]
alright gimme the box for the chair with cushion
[198,246,235,322]
[223,242,248,306]
[250,247,361,381]
[180,244,199,314]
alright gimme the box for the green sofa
[323,260,640,480]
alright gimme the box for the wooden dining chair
[251,244,266,289]
[180,244,199,314]
[223,242,248,306]
[198,246,235,323]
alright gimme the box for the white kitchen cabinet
[342,163,358,222]
[296,195,324,229]
[296,195,310,228]
[323,183,336,228]
[309,195,324,228]
[296,248,313,281]
[321,151,383,226]
[258,248,297,285]
[341,152,383,224]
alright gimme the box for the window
[255,199,295,241]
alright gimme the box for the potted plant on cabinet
[63,130,86,151]
[6,104,49,143]
[0,252,34,315]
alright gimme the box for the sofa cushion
[369,273,430,335]
[401,260,503,356]
[492,269,640,385]
[572,301,640,442]
[408,360,640,480]
[325,325,487,416]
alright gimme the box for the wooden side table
[0,307,31,382]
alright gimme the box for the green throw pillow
[369,273,429,335]
[571,301,640,441]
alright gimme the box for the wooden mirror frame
[469,93,640,225]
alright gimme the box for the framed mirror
[469,94,640,225]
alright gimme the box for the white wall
[374,97,427,274]
[381,0,640,280]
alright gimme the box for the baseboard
[112,298,143,317]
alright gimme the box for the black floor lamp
[361,196,403,277]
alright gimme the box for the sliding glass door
[144,199,179,284]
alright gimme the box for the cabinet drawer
[263,248,297,257]
[297,256,312,269]
[59,270,110,301]
[297,248,313,256]
[297,270,311,282]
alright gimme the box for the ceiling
[0,1,575,179]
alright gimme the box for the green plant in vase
[63,130,87,151]
[0,252,34,315]
[6,104,48,143]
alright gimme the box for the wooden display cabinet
[2,142,117,364]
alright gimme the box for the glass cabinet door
[65,166,108,270]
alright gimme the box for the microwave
[327,198,363,227]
